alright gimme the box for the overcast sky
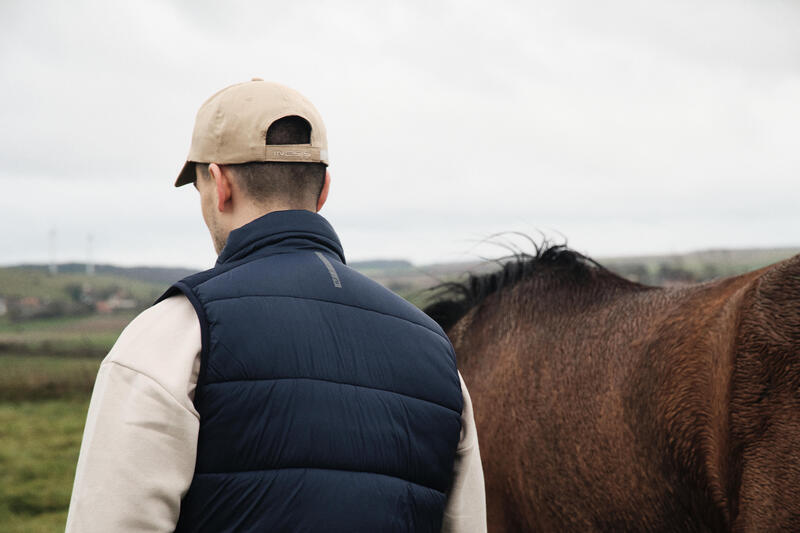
[1,0,798,270]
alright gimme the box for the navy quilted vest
[156,210,463,533]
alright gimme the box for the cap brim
[174,161,196,187]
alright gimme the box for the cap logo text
[268,149,312,159]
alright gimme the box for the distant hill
[600,247,800,285]
[13,263,197,286]
[349,259,413,272]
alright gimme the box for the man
[67,79,486,532]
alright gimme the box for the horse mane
[423,243,644,332]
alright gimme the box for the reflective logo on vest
[315,251,342,288]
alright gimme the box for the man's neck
[227,204,316,234]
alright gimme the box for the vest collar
[216,210,346,266]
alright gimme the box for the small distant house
[20,296,41,307]
[95,291,138,314]
[9,296,46,320]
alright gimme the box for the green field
[0,266,169,531]
[0,397,90,532]
[0,355,100,402]
[0,314,118,530]
[0,312,134,358]
[0,353,99,530]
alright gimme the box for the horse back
[449,254,800,532]
[729,254,800,530]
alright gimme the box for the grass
[0,307,122,531]
[0,312,133,357]
[0,355,100,402]
[0,308,113,531]
[0,396,90,532]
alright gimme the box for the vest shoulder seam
[203,375,461,415]
[193,465,446,495]
[203,293,450,342]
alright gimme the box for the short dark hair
[198,116,326,207]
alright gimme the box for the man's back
[161,209,463,532]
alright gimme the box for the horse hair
[423,242,637,331]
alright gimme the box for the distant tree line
[609,261,725,286]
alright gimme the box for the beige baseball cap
[174,78,328,187]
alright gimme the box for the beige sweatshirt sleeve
[442,373,488,533]
[66,295,201,533]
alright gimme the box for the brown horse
[424,246,800,532]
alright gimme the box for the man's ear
[209,163,233,213]
[317,170,331,212]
